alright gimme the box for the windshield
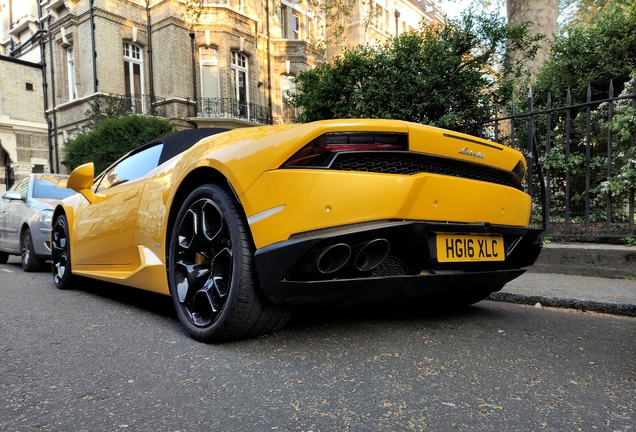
[32,176,76,200]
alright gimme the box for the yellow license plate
[436,234,505,263]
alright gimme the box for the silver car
[0,174,76,271]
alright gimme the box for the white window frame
[292,12,300,39]
[66,46,77,101]
[123,42,145,112]
[199,47,220,99]
[231,51,249,117]
[280,74,296,122]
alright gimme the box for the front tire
[51,214,76,289]
[22,228,45,272]
[0,252,8,264]
[168,184,291,342]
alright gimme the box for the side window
[96,144,163,192]
[16,177,30,198]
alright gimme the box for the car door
[73,144,163,266]
[0,176,30,253]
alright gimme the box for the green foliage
[84,94,139,130]
[64,115,176,174]
[289,10,540,127]
[559,0,633,26]
[534,3,636,104]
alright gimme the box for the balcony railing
[187,98,272,125]
[90,94,167,118]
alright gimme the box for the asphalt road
[1,257,635,431]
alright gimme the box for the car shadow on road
[284,300,495,332]
[72,277,178,320]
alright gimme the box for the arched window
[123,42,144,112]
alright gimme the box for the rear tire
[22,228,45,272]
[168,184,291,342]
[0,252,8,264]
[51,214,76,289]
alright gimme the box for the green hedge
[64,115,176,174]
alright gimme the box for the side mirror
[1,191,24,201]
[67,162,100,203]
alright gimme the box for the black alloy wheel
[22,228,44,272]
[168,184,291,342]
[51,214,75,289]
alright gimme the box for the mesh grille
[372,256,408,277]
[330,153,518,189]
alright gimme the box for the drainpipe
[190,27,198,124]
[89,0,98,92]
[37,4,54,173]
[146,0,155,114]
[47,15,60,173]
[265,0,272,124]
[395,10,400,37]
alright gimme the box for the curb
[529,243,636,279]
[488,291,636,317]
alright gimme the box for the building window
[292,12,300,39]
[123,42,144,112]
[281,5,288,38]
[280,74,296,123]
[200,47,219,99]
[231,51,248,117]
[66,46,77,101]
[308,17,314,40]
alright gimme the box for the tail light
[283,132,408,167]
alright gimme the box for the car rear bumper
[255,221,543,306]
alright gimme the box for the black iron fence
[457,77,636,240]
[187,98,272,125]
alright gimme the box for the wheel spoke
[51,219,70,285]
[211,247,232,298]
[173,197,237,328]
[174,261,211,303]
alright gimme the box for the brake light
[283,132,408,167]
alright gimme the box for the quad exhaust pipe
[301,243,352,274]
[352,238,390,272]
[300,238,390,275]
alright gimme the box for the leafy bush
[64,115,176,174]
[534,3,636,105]
[288,10,540,128]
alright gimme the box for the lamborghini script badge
[459,147,485,159]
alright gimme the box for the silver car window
[32,177,76,200]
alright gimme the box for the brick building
[0,0,444,187]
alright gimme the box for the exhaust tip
[355,238,390,272]
[317,243,351,274]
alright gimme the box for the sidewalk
[488,243,636,317]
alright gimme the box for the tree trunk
[507,0,559,77]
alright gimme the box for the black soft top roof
[136,128,230,165]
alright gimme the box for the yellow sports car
[52,119,543,342]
